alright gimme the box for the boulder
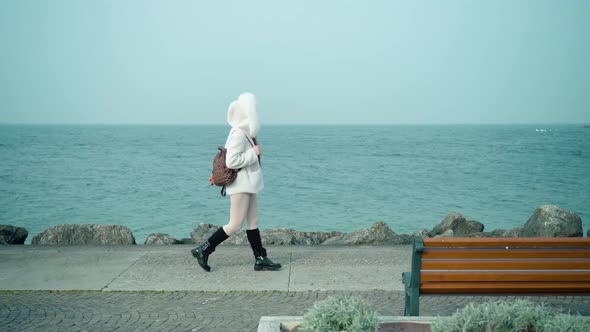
[489,229,507,237]
[457,219,485,236]
[190,224,249,245]
[431,212,463,236]
[259,229,342,245]
[434,229,454,238]
[191,223,221,244]
[397,234,415,244]
[322,221,404,245]
[0,225,28,244]
[431,212,484,236]
[31,224,136,245]
[522,205,583,237]
[464,232,493,238]
[223,230,248,245]
[178,238,195,245]
[508,227,525,237]
[412,229,431,238]
[144,233,180,245]
[191,223,342,245]
[490,227,524,237]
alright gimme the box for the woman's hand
[252,145,261,156]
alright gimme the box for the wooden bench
[402,237,590,316]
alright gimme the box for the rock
[260,229,342,245]
[178,238,194,244]
[434,229,454,238]
[431,212,463,236]
[190,223,221,244]
[490,227,524,237]
[144,233,180,245]
[191,224,249,245]
[322,221,404,245]
[489,229,505,237]
[465,232,493,238]
[402,229,431,244]
[412,229,431,238]
[522,205,583,237]
[222,231,247,244]
[431,212,484,236]
[191,223,342,245]
[457,219,485,236]
[31,224,136,245]
[588,229,590,238]
[0,225,28,244]
[508,227,525,237]
[397,234,415,244]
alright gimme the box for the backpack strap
[244,134,254,147]
[243,133,261,166]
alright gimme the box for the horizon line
[1,122,589,126]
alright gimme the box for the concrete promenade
[1,245,589,331]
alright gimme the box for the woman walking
[191,93,281,272]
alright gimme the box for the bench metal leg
[402,272,420,316]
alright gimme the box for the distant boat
[584,125,590,128]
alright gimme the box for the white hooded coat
[224,93,264,195]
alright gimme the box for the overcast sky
[1,0,589,125]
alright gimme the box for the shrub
[301,295,379,332]
[431,299,590,332]
[541,313,590,332]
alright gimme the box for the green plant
[431,299,590,332]
[540,313,590,332]
[301,295,379,332]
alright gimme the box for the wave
[535,128,559,132]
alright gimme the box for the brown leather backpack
[210,147,238,197]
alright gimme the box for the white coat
[224,93,264,195]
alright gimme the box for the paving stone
[1,291,589,332]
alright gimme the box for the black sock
[247,229,266,258]
[207,227,229,252]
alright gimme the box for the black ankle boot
[191,243,213,272]
[247,229,282,271]
[191,227,229,272]
[255,255,282,271]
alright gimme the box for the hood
[227,92,260,138]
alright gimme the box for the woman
[191,92,281,272]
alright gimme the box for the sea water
[0,124,588,244]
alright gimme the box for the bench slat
[420,282,590,294]
[424,237,590,248]
[422,259,590,270]
[422,248,590,259]
[421,271,590,282]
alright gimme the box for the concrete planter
[257,316,436,332]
